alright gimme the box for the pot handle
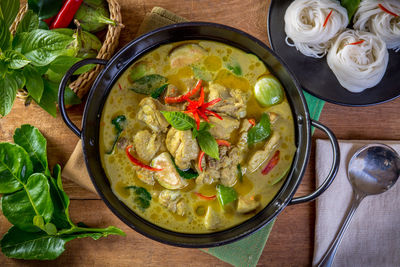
[58,58,108,138]
[289,119,340,205]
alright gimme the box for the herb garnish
[171,156,198,179]
[126,186,152,211]
[247,113,271,146]
[106,115,126,154]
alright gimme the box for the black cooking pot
[59,22,340,248]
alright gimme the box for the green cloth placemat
[138,7,326,267]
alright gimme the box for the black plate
[268,0,400,106]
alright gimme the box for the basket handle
[289,119,340,205]
[59,58,108,138]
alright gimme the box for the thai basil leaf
[13,124,49,175]
[0,72,18,116]
[160,111,196,131]
[248,113,271,146]
[23,64,44,103]
[192,122,212,138]
[37,79,58,117]
[126,186,151,211]
[171,156,198,179]
[4,51,30,69]
[0,143,33,194]
[196,130,219,160]
[28,0,63,20]
[64,87,82,105]
[216,184,238,206]
[16,10,39,34]
[1,173,54,232]
[151,84,168,99]
[11,70,26,89]
[0,17,11,51]
[107,115,126,154]
[226,62,242,76]
[0,0,19,29]
[340,0,361,20]
[18,29,76,66]
[49,56,95,75]
[129,74,167,95]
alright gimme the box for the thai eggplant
[74,1,116,32]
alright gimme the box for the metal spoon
[318,144,400,267]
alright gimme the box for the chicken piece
[208,83,250,119]
[165,128,199,170]
[134,167,155,185]
[204,206,221,230]
[158,190,185,216]
[209,115,239,140]
[151,152,188,189]
[237,119,252,154]
[165,84,180,98]
[169,44,207,68]
[133,130,161,163]
[137,97,169,133]
[237,196,260,213]
[247,132,281,172]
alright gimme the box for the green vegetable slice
[171,156,198,179]
[254,75,284,107]
[216,184,238,206]
[161,111,196,131]
[107,115,126,154]
[247,113,271,146]
[126,186,152,211]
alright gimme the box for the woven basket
[10,0,123,101]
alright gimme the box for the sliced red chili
[248,118,256,127]
[164,80,202,103]
[198,151,205,172]
[262,150,280,175]
[378,4,399,17]
[118,83,123,90]
[201,98,221,108]
[347,40,365,46]
[203,109,223,120]
[216,139,231,147]
[50,0,83,29]
[323,10,333,27]
[125,145,163,171]
[194,192,216,200]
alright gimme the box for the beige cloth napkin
[63,7,187,194]
[313,139,400,267]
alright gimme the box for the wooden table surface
[1,0,400,266]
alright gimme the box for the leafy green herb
[196,129,219,160]
[4,50,30,69]
[237,164,243,183]
[226,62,242,76]
[171,156,198,179]
[161,111,196,131]
[0,17,12,51]
[23,64,44,103]
[340,0,361,21]
[16,10,40,34]
[0,0,20,29]
[126,186,152,211]
[28,0,63,20]
[107,115,126,154]
[129,74,168,95]
[192,65,213,81]
[151,84,168,99]
[216,184,238,206]
[129,61,155,82]
[0,125,125,260]
[248,113,271,146]
[0,74,19,116]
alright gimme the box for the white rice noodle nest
[284,0,349,58]
[353,0,400,52]
[327,29,389,93]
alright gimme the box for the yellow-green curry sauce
[99,40,296,233]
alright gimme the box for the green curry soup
[99,40,296,233]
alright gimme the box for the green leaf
[248,113,271,146]
[48,56,94,75]
[0,0,19,29]
[11,70,26,89]
[28,0,63,20]
[192,122,212,138]
[216,184,238,206]
[192,66,213,81]
[0,72,18,116]
[196,130,219,160]
[107,115,126,154]
[19,29,76,66]
[160,111,196,131]
[226,62,242,76]
[4,51,30,69]
[126,186,151,211]
[0,143,33,194]
[0,17,11,51]
[13,124,49,174]
[1,173,54,232]
[64,87,82,105]
[129,61,155,81]
[151,84,168,99]
[237,164,243,183]
[340,0,361,20]
[37,79,58,117]
[129,74,168,95]
[16,10,39,34]
[23,64,44,103]
[171,156,198,179]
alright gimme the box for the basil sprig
[0,124,125,260]
[161,112,220,159]
[126,186,152,211]
[247,113,271,146]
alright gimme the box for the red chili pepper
[248,118,256,127]
[194,192,216,200]
[323,10,333,27]
[262,150,280,175]
[347,40,365,46]
[118,83,123,90]
[216,139,231,147]
[43,16,55,26]
[198,151,205,172]
[378,4,399,17]
[50,0,83,29]
[125,145,163,171]
[165,80,202,104]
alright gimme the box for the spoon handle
[317,193,364,267]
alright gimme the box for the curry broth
[99,40,296,233]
